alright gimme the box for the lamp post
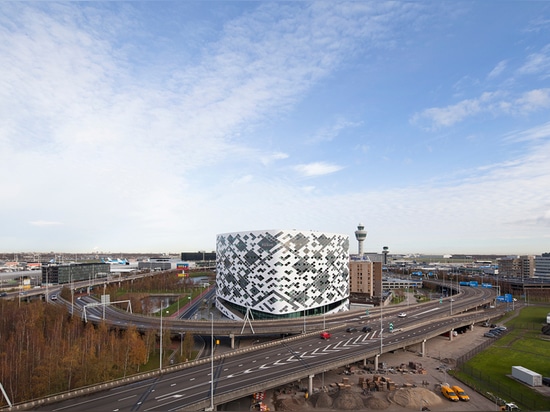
[380,294,383,355]
[209,312,214,411]
[160,306,168,371]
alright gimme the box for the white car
[398,312,407,318]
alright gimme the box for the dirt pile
[387,387,443,410]
[273,393,311,411]
[331,390,366,410]
[312,391,333,409]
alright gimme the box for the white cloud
[488,60,507,79]
[517,44,550,77]
[411,89,550,130]
[29,221,62,227]
[293,162,344,178]
[504,121,550,143]
[307,117,362,144]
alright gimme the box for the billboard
[177,262,189,277]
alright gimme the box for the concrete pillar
[229,334,235,349]
[449,329,454,341]
[363,358,367,367]
[421,339,426,357]
[308,374,314,395]
[374,354,379,371]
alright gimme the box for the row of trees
[0,271,207,407]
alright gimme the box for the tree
[182,332,194,362]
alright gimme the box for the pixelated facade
[215,229,350,320]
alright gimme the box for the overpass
[4,283,504,411]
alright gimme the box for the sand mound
[387,387,442,410]
[273,394,312,411]
[312,391,333,409]
[331,390,366,410]
[364,395,391,410]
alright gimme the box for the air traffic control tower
[354,223,367,258]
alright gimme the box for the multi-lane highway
[19,283,499,411]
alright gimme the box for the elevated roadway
[67,280,495,339]
[9,283,503,411]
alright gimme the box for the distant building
[349,258,373,295]
[498,257,522,278]
[534,254,550,280]
[215,229,350,320]
[349,257,383,298]
[499,255,535,279]
[41,262,110,285]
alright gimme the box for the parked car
[362,326,373,333]
[346,327,358,333]
[484,332,496,338]
[451,385,470,401]
[320,331,331,339]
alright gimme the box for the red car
[320,331,331,339]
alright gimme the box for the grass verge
[452,305,550,411]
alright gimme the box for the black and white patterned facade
[216,229,350,320]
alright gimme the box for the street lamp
[160,306,169,371]
[209,312,214,411]
[380,294,383,356]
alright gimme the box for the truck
[512,366,542,386]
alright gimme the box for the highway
[53,280,495,338]
[20,284,499,411]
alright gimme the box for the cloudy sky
[1,1,549,256]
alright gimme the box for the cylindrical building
[215,229,350,320]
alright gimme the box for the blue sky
[1,1,549,256]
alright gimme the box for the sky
[1,1,550,256]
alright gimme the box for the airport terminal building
[215,229,350,320]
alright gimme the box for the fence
[453,328,548,411]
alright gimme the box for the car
[346,327,358,333]
[362,326,373,333]
[440,385,460,402]
[398,312,407,318]
[0,292,7,297]
[51,294,58,301]
[451,385,470,401]
[484,332,496,338]
[320,331,331,339]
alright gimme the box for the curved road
[20,284,500,411]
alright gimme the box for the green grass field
[452,306,550,411]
